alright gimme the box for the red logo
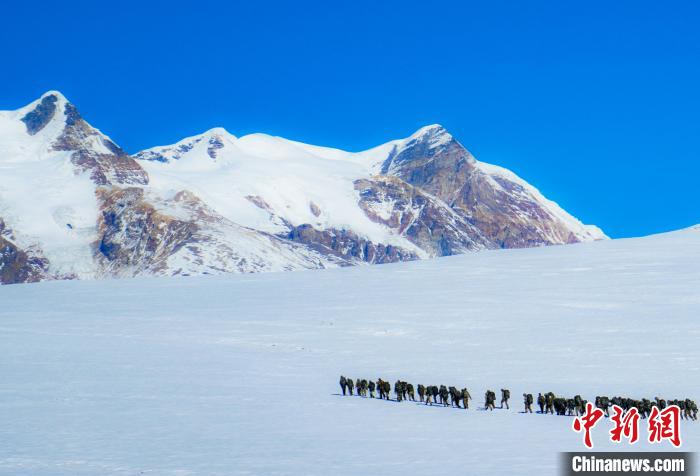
[609,405,639,444]
[573,402,605,448]
[648,405,682,448]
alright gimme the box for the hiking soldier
[439,385,449,406]
[545,392,555,414]
[537,393,545,413]
[485,390,496,411]
[417,384,426,403]
[368,380,376,398]
[347,378,354,396]
[501,388,510,409]
[461,388,472,409]
[523,393,533,413]
[406,383,416,401]
[339,376,347,395]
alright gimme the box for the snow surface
[1,226,698,475]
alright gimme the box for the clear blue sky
[2,1,698,238]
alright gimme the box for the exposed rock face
[0,220,51,284]
[287,224,419,264]
[21,94,58,135]
[95,188,337,277]
[355,176,492,256]
[95,187,196,276]
[381,125,604,248]
[53,101,149,186]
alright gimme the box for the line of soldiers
[593,395,698,420]
[339,377,697,421]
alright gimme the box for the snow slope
[136,128,424,252]
[1,226,698,475]
[0,92,100,277]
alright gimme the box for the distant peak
[412,123,446,136]
[400,124,454,150]
[203,126,234,138]
[40,90,68,103]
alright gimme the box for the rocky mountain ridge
[0,92,606,284]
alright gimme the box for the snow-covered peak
[401,124,454,150]
[40,90,68,102]
[135,128,238,163]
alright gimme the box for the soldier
[439,385,449,407]
[553,397,567,416]
[566,398,576,416]
[406,383,416,402]
[425,386,433,405]
[595,396,610,417]
[430,385,439,405]
[461,388,472,409]
[500,389,511,409]
[689,400,698,421]
[449,387,461,408]
[655,397,667,410]
[537,393,545,413]
[361,379,369,397]
[339,375,347,396]
[417,384,426,403]
[377,379,385,399]
[545,392,555,414]
[683,399,694,420]
[394,380,403,402]
[347,378,354,396]
[485,390,496,411]
[382,380,391,400]
[523,393,533,413]
[401,381,409,401]
[368,380,376,398]
[574,395,584,416]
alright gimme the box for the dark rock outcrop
[53,102,149,186]
[355,176,492,256]
[286,223,419,264]
[21,94,58,135]
[0,220,51,284]
[382,126,600,248]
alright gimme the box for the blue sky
[2,1,698,238]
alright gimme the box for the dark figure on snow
[523,393,533,413]
[485,390,496,411]
[362,379,369,397]
[461,388,472,409]
[574,395,584,416]
[394,380,404,401]
[655,397,667,410]
[417,384,426,403]
[368,380,376,398]
[501,389,510,409]
[406,383,416,401]
[537,393,545,413]
[382,380,391,400]
[449,387,461,408]
[553,397,567,416]
[346,378,354,396]
[439,385,449,407]
[595,396,610,417]
[545,392,555,414]
[339,376,347,395]
[431,385,440,405]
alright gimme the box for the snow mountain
[0,92,606,284]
